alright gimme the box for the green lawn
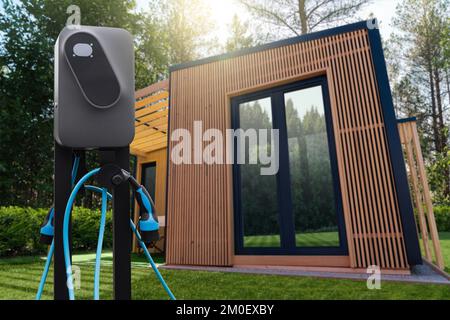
[442,232,450,273]
[0,233,448,300]
[420,232,450,273]
[244,231,339,247]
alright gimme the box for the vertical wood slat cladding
[167,29,409,268]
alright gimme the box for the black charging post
[53,142,73,300]
[52,25,135,300]
[53,147,133,300]
[98,149,132,300]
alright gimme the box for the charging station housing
[54,26,135,149]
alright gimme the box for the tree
[225,14,256,52]
[238,0,371,36]
[0,0,160,207]
[387,0,450,202]
[134,13,171,87]
[149,0,218,65]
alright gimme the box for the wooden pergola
[131,80,169,252]
[131,79,169,157]
[398,118,444,270]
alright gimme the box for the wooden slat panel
[401,123,432,261]
[398,121,445,270]
[136,109,169,125]
[133,128,166,142]
[167,29,410,268]
[135,79,169,99]
[136,117,169,131]
[136,99,168,117]
[140,141,168,153]
[132,80,169,156]
[135,91,169,110]
[132,135,167,149]
[135,124,167,134]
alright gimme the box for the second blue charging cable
[36,158,175,300]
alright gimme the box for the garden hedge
[0,205,449,257]
[434,206,450,232]
[0,206,112,257]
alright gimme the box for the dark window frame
[231,75,348,256]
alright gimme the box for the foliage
[238,0,371,36]
[0,206,112,257]
[387,0,450,203]
[148,0,218,65]
[225,14,256,52]
[0,0,218,208]
[434,205,450,231]
[0,0,139,208]
[428,149,450,205]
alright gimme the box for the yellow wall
[136,147,167,216]
[133,146,167,252]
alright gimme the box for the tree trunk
[429,65,440,152]
[435,69,450,199]
[298,0,308,34]
[434,68,446,150]
[446,70,450,108]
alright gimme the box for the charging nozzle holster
[40,207,55,245]
[134,185,160,244]
[100,166,160,245]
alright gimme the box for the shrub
[0,206,112,257]
[434,206,450,232]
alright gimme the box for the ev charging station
[37,25,174,300]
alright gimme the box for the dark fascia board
[397,117,417,124]
[169,20,372,73]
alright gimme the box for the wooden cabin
[131,21,444,273]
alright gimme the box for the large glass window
[285,86,340,247]
[238,98,280,248]
[232,76,346,255]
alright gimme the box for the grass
[0,233,448,300]
[441,232,450,273]
[419,231,450,273]
[244,231,339,247]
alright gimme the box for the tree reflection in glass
[239,98,281,248]
[285,86,340,247]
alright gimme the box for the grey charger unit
[54,26,135,149]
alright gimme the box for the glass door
[232,76,347,255]
[235,97,281,249]
[141,162,157,202]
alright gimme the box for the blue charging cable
[94,188,108,299]
[35,156,80,300]
[36,160,175,300]
[129,219,176,300]
[83,185,175,300]
[63,168,100,300]
[62,169,175,300]
[35,241,54,300]
[84,185,110,299]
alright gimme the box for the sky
[137,0,401,44]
